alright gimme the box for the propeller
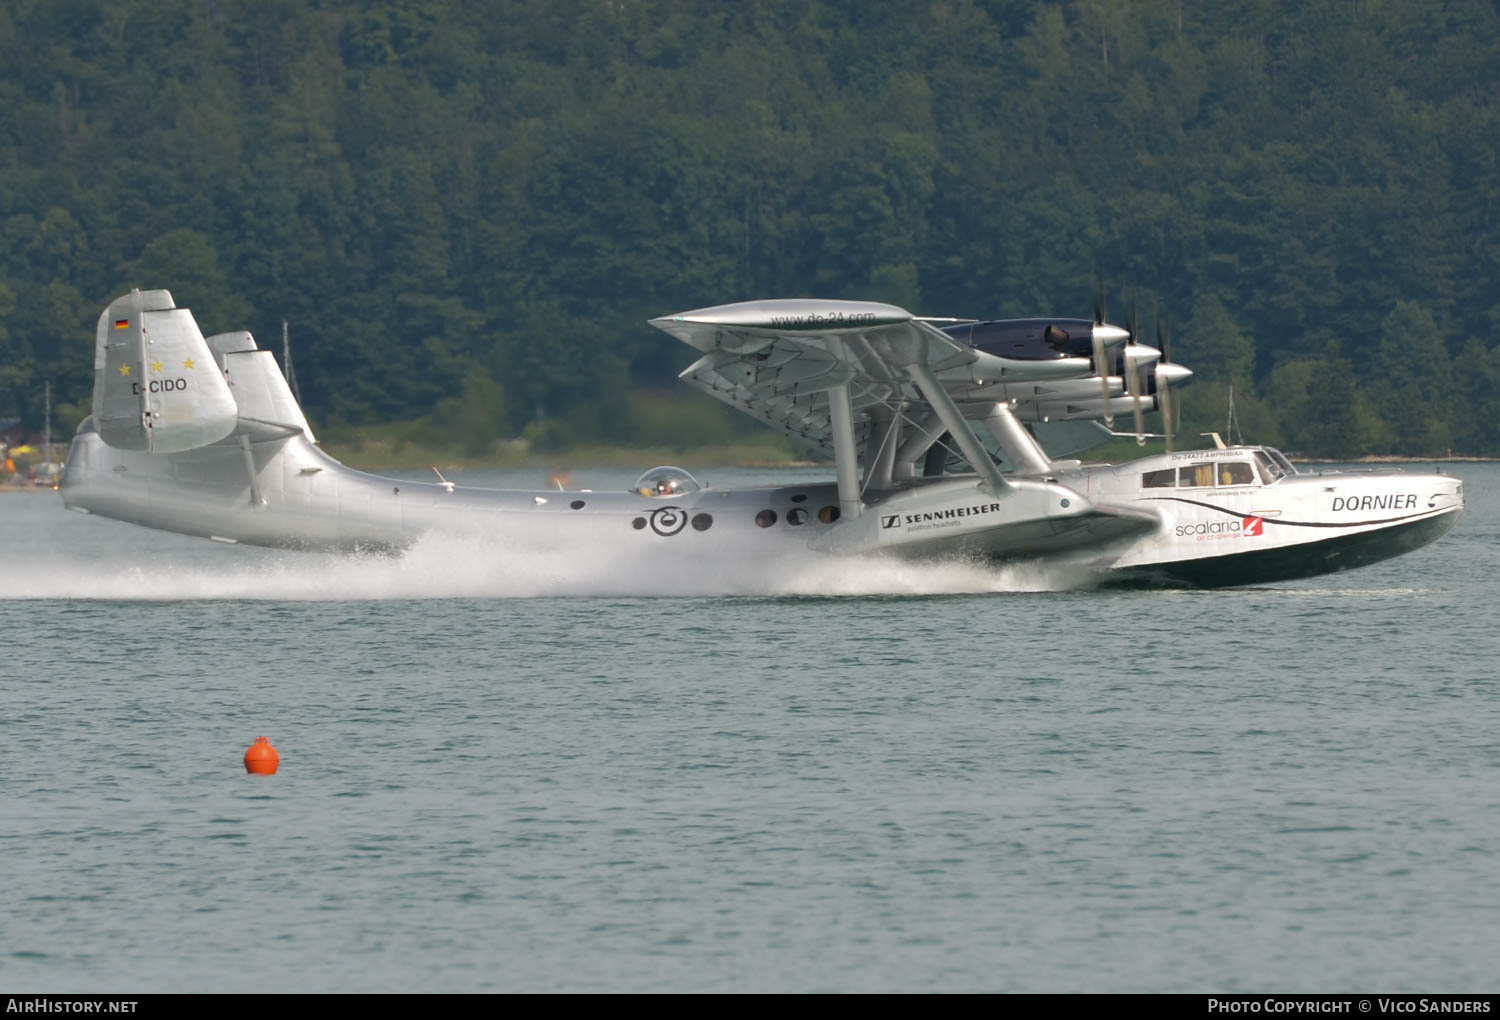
[1125,348,1146,445]
[1093,334,1113,425]
[1092,280,1114,425]
[1124,289,1144,443]
[1092,279,1172,438]
[1156,313,1178,453]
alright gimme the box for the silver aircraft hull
[62,428,1462,590]
[59,291,1464,590]
[60,428,1149,565]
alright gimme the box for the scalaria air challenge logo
[1175,516,1264,538]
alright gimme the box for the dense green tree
[1180,295,1255,387]
[1303,341,1385,458]
[1370,301,1455,456]
[0,0,1497,456]
[122,228,251,332]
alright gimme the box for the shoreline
[1290,455,1500,464]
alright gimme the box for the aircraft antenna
[282,320,302,403]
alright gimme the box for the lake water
[1,461,1497,992]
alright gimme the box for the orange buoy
[243,736,280,774]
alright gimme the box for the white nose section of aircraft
[1427,481,1464,512]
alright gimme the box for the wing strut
[238,434,266,508]
[892,411,942,479]
[906,361,1011,497]
[980,403,1053,476]
[826,381,863,520]
[862,403,901,493]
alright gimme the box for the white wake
[2,527,1092,600]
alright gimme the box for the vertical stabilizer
[208,331,316,444]
[93,290,239,453]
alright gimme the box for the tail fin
[93,290,239,452]
[205,330,316,444]
[91,290,313,452]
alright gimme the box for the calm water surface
[1,463,1497,992]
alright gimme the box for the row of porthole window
[755,506,840,528]
[630,513,714,531]
[621,506,841,531]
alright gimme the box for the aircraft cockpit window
[1254,451,1286,484]
[1268,449,1297,476]
[634,466,702,498]
[1142,468,1176,488]
[1218,462,1255,487]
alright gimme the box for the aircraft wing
[650,299,1084,457]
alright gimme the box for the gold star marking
[183,357,195,370]
[120,363,131,377]
[151,360,163,374]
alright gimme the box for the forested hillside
[2,0,1498,457]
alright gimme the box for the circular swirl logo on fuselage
[649,507,688,536]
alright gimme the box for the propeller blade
[1093,332,1114,426]
[1160,378,1174,453]
[1127,355,1145,445]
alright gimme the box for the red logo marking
[1241,516,1264,536]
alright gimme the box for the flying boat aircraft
[58,290,1463,588]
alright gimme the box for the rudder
[93,290,239,453]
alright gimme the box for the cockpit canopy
[1140,447,1296,489]
[634,465,702,498]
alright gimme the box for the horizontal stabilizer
[230,417,306,444]
[93,291,238,453]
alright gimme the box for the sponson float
[59,290,1463,588]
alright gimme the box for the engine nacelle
[1021,395,1154,422]
[940,318,1129,362]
